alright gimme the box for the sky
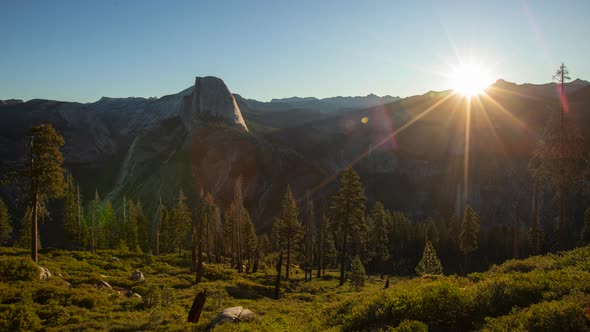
[1,0,590,103]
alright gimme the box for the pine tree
[529,180,545,255]
[223,202,236,267]
[241,210,258,273]
[415,240,443,276]
[87,190,101,253]
[459,204,480,272]
[274,185,302,280]
[368,202,390,276]
[171,190,191,254]
[579,207,590,246]
[302,191,315,281]
[25,124,65,261]
[136,200,150,252]
[349,255,366,291]
[156,198,170,254]
[512,204,520,259]
[234,177,245,273]
[529,63,586,251]
[330,168,366,286]
[62,174,79,249]
[425,219,439,246]
[0,197,13,245]
[125,200,139,252]
[98,200,114,249]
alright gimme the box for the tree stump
[187,290,207,324]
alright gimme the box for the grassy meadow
[2,246,590,331]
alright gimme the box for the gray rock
[129,270,145,282]
[209,306,255,328]
[38,266,51,280]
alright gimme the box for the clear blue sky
[1,0,589,102]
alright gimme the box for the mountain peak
[181,76,248,131]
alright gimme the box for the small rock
[38,266,51,280]
[129,270,145,282]
[96,280,112,290]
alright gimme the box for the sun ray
[479,92,531,133]
[463,97,471,205]
[310,92,456,196]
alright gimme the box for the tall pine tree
[368,202,390,276]
[459,204,480,272]
[25,124,65,261]
[171,190,191,254]
[273,185,302,280]
[330,168,366,286]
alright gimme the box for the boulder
[209,306,255,328]
[38,266,51,280]
[129,270,145,282]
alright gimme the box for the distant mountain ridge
[1,76,590,245]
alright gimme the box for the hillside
[2,245,590,331]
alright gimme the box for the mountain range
[1,76,589,246]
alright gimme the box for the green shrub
[204,265,238,281]
[0,257,39,281]
[388,320,428,332]
[482,297,590,332]
[0,304,42,331]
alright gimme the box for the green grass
[2,246,590,331]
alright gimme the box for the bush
[0,304,42,331]
[482,297,590,332]
[204,265,237,281]
[0,257,39,281]
[388,320,428,332]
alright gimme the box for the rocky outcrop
[182,76,248,131]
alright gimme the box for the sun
[448,62,495,97]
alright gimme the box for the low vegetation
[1,245,590,331]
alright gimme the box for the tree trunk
[252,246,259,273]
[191,244,197,272]
[31,191,39,262]
[274,252,283,300]
[286,239,291,279]
[156,230,160,256]
[187,290,207,324]
[513,204,519,259]
[236,206,243,273]
[196,217,204,283]
[339,235,347,286]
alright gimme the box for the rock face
[129,270,145,282]
[209,306,255,328]
[182,76,248,131]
